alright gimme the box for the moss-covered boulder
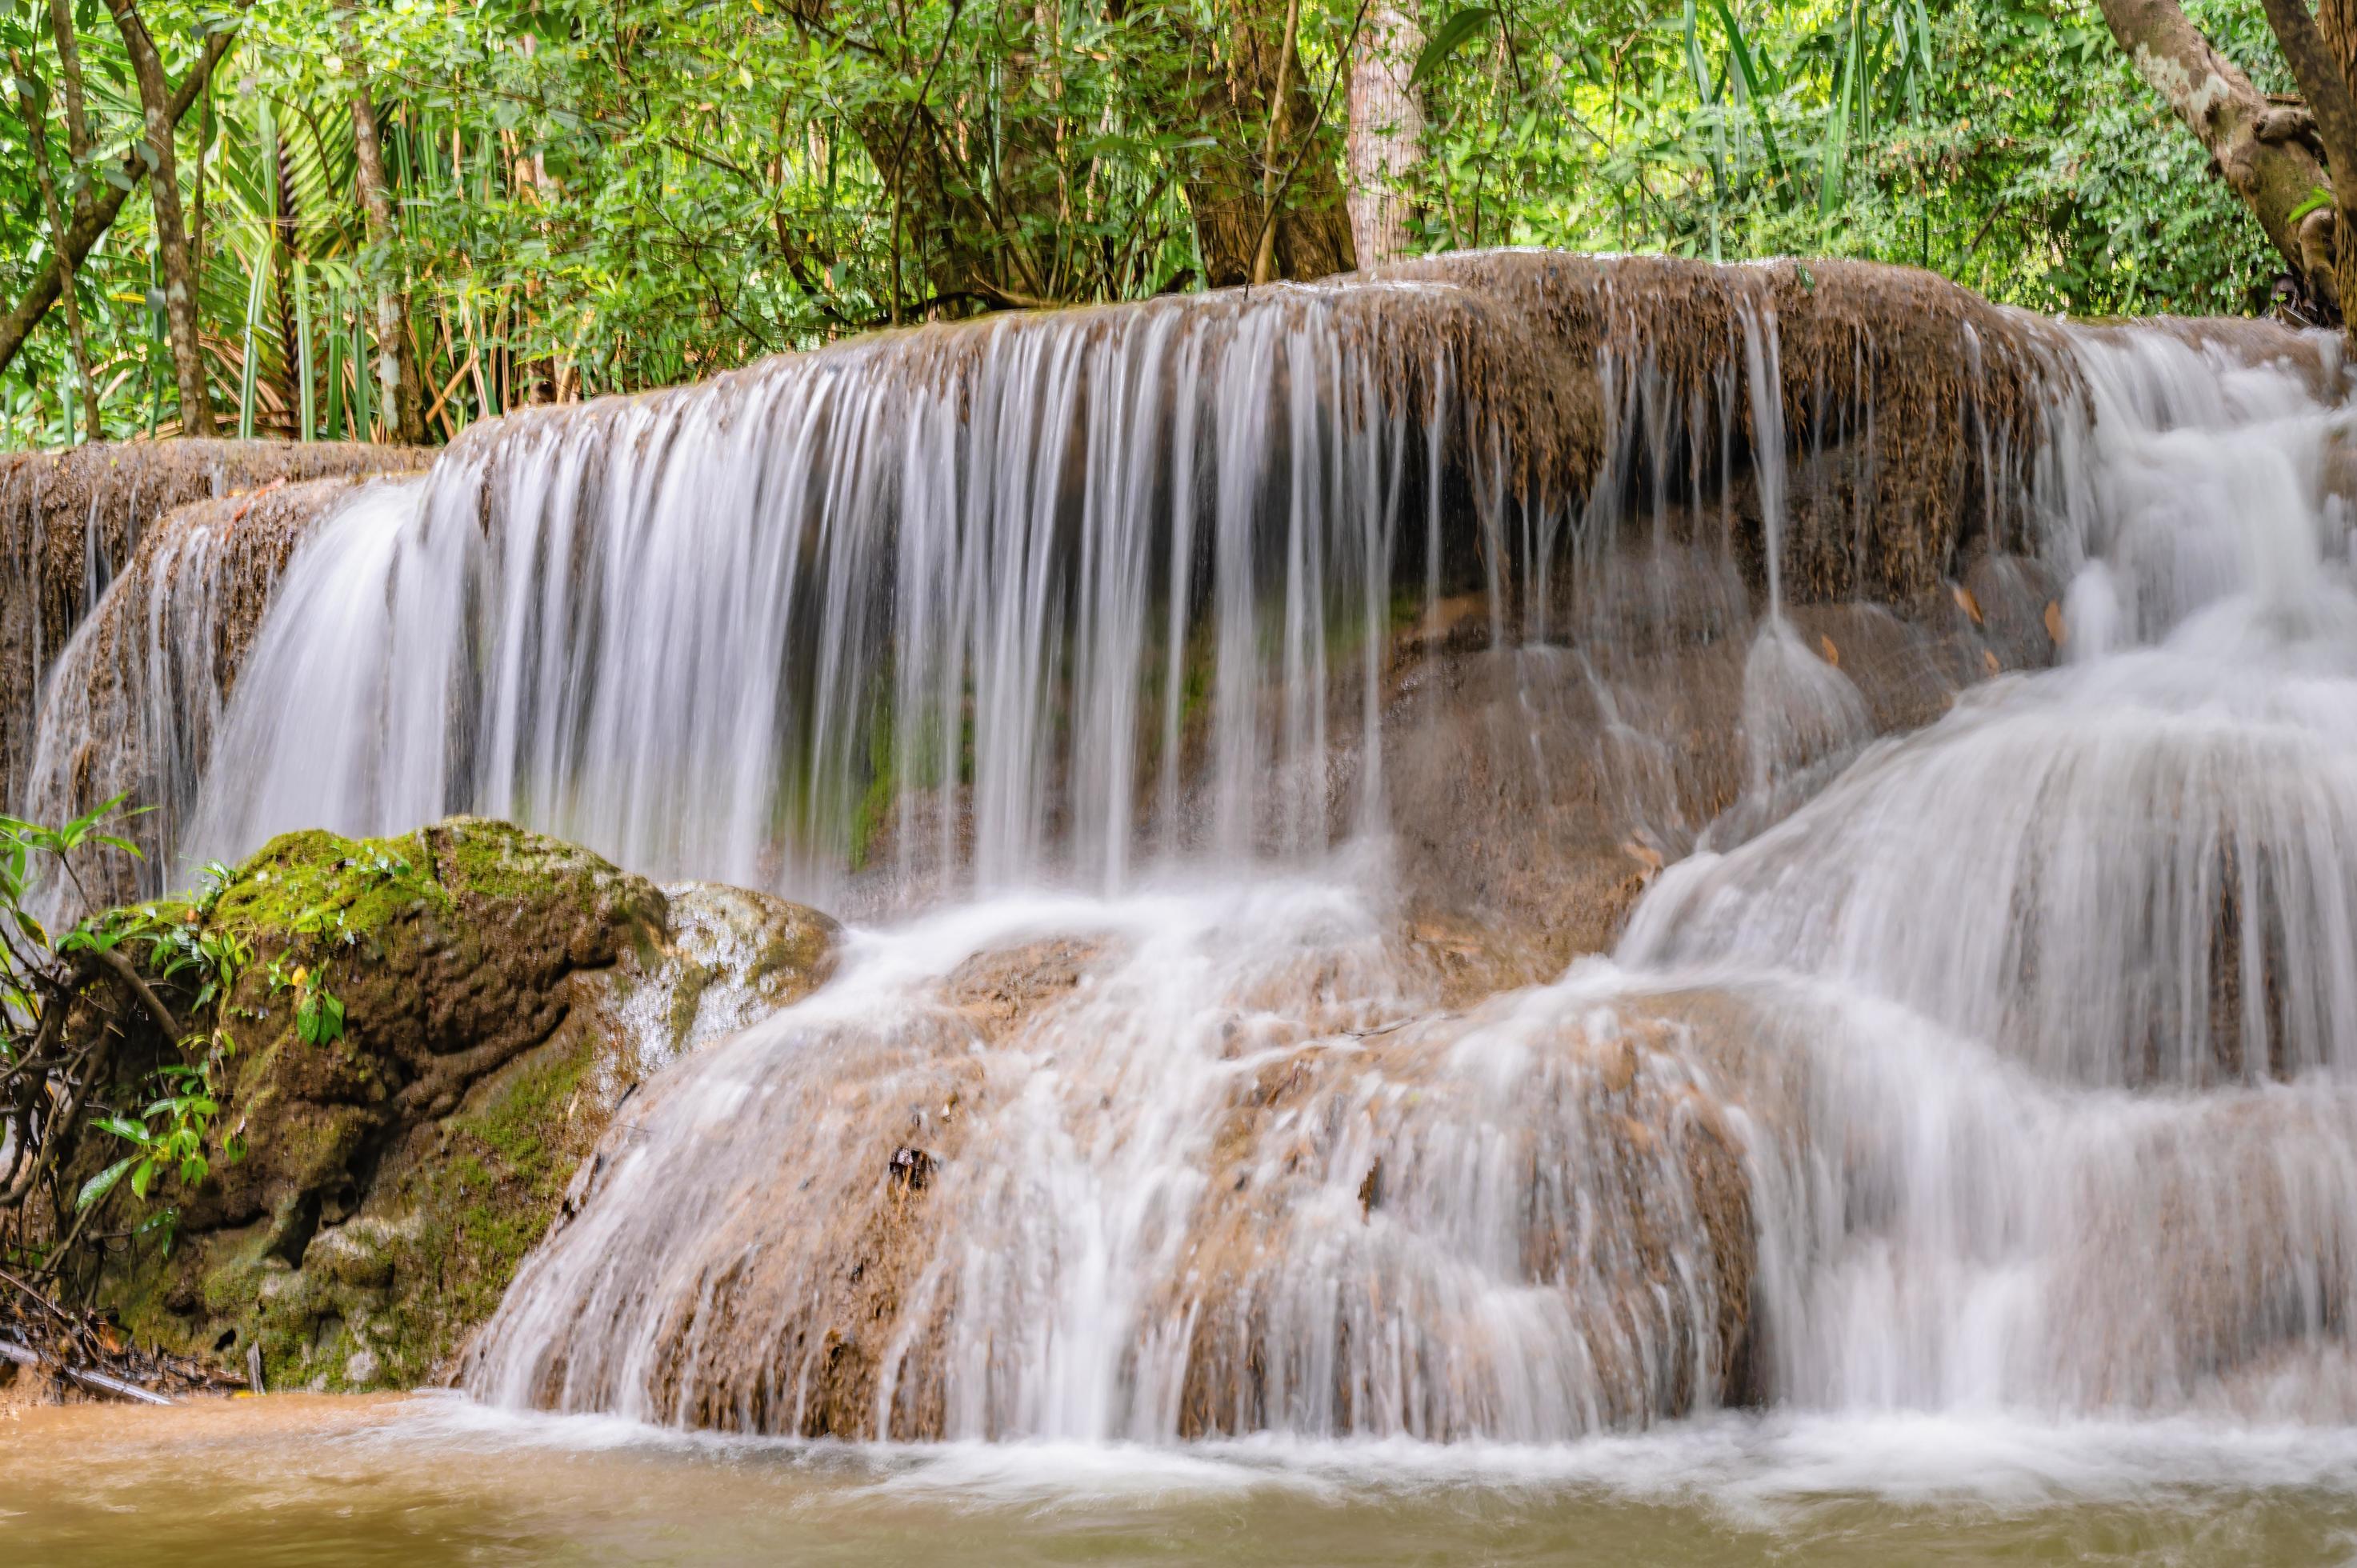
[88,816,837,1392]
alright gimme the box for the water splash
[463,284,2357,1439]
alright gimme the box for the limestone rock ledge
[82,816,836,1393]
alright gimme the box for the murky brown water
[6,1394,2357,1565]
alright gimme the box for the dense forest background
[0,0,2295,447]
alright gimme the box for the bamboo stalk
[294,257,316,440]
[322,293,344,440]
[236,242,267,440]
[350,312,373,439]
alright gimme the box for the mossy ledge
[78,816,838,1394]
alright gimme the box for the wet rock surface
[78,817,834,1392]
[0,441,418,806]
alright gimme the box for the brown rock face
[0,441,418,807]
[71,817,835,1392]
[20,476,419,910]
[463,916,1781,1442]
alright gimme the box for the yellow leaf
[1951,583,1983,623]
[1819,634,1839,667]
[1982,648,2001,677]
[2044,599,2066,645]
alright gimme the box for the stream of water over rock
[16,257,2357,1487]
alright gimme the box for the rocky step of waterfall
[0,439,424,808]
[14,251,2357,1437]
[44,818,836,1393]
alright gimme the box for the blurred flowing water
[15,256,2357,1537]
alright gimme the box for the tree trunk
[2275,0,2357,338]
[1186,0,1357,287]
[0,14,238,380]
[103,0,212,434]
[45,0,89,169]
[2095,0,2339,311]
[335,0,426,444]
[10,54,101,442]
[1346,0,1422,269]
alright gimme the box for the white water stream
[456,299,2357,1439]
[19,258,2357,1458]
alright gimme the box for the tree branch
[0,9,244,380]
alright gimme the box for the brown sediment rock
[945,937,1114,1026]
[1375,531,2067,986]
[2004,1085,2357,1416]
[627,1009,987,1438]
[507,930,1110,1438]
[493,929,1785,1442]
[70,816,835,1393]
[1370,253,2084,604]
[1161,993,1767,1438]
[22,475,418,907]
[0,441,418,806]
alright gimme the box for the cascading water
[150,255,2070,921]
[27,252,2357,1446]
[182,282,1528,907]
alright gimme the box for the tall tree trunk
[2294,0,2357,335]
[42,0,102,430]
[189,72,211,298]
[103,0,212,435]
[45,0,89,170]
[2095,0,2339,312]
[2259,0,2357,334]
[1346,0,1422,269]
[10,54,101,442]
[270,123,303,437]
[0,7,238,380]
[1186,0,1357,286]
[335,0,426,444]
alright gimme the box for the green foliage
[1411,8,1498,90]
[76,1058,227,1226]
[0,0,2305,448]
[1404,0,2285,316]
[2,795,246,1268]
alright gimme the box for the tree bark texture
[1187,0,1356,286]
[10,54,101,442]
[2095,0,2340,311]
[1346,0,1422,268]
[104,0,212,434]
[336,8,423,442]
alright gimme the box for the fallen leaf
[2044,599,2066,644]
[1983,648,2001,677]
[1819,634,1840,667]
[1952,583,1983,623]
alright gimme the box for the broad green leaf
[1410,8,1499,91]
[78,1156,139,1213]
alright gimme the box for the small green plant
[275,959,346,1046]
[77,1062,228,1214]
[0,797,270,1271]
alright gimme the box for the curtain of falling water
[182,290,1511,909]
[48,254,2357,1440]
[448,299,2357,1445]
[464,307,2357,1439]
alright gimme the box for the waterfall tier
[18,252,2356,1443]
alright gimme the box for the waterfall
[154,255,2078,916]
[25,252,2357,1442]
